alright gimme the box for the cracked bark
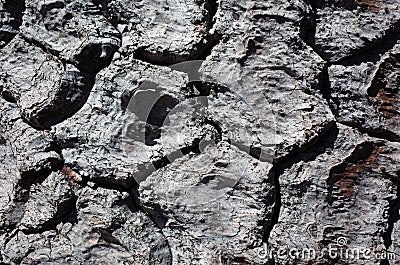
[1,0,400,264]
[264,123,339,242]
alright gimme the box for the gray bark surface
[0,0,399,264]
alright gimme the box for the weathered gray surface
[139,141,274,264]
[22,0,121,73]
[94,0,218,64]
[0,36,94,129]
[2,187,171,264]
[328,41,400,141]
[313,0,400,62]
[269,124,400,264]
[0,0,399,264]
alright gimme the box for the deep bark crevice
[132,33,222,67]
[263,123,339,243]
[339,121,400,143]
[262,166,281,243]
[0,91,18,104]
[316,63,339,116]
[67,171,169,230]
[299,0,329,62]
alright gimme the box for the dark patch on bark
[327,141,386,201]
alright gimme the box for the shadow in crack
[0,0,25,48]
[263,123,339,242]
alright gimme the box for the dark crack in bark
[263,123,339,243]
[299,0,328,62]
[334,20,400,66]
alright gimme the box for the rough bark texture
[0,0,399,264]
